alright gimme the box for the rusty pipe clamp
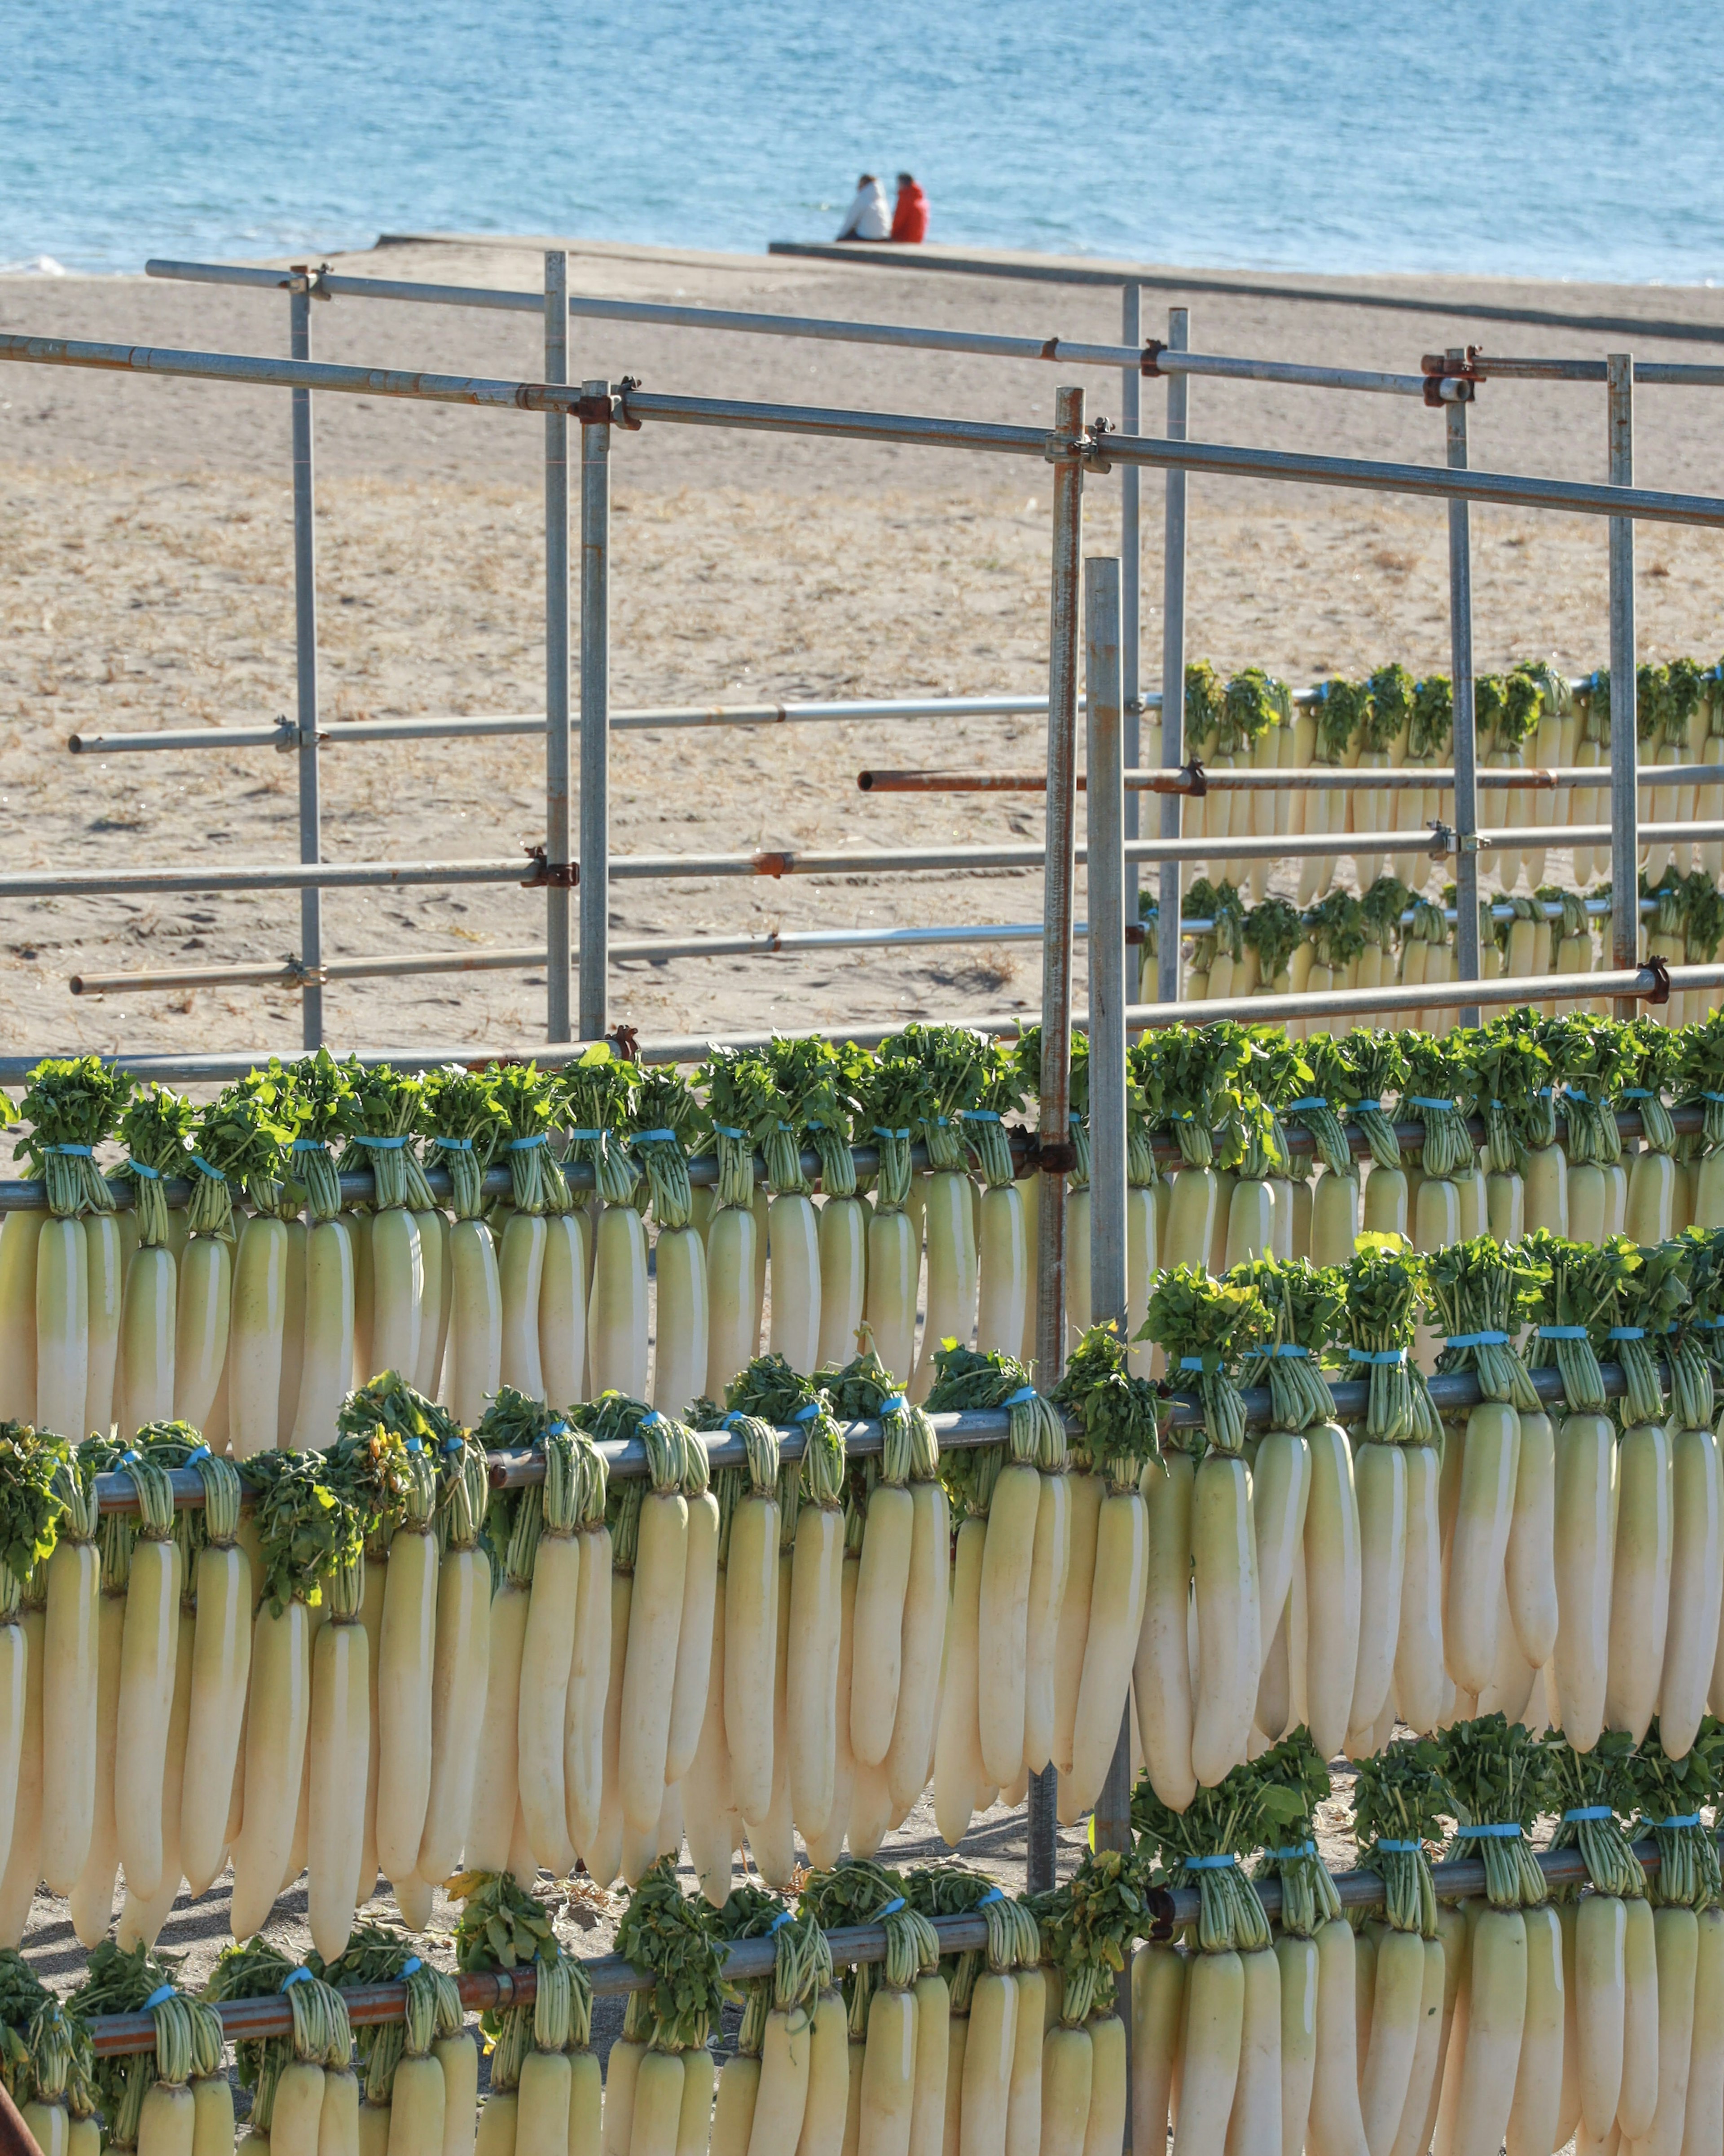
[286,262,332,300]
[520,844,578,889]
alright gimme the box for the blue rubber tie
[1347,1347,1406,1364]
[1377,1839,1424,1853]
[1646,1812,1703,1830]
[130,1162,161,1179]
[1538,1326,1589,1340]
[185,1444,211,1467]
[975,1887,1005,1905]
[1185,1854,1238,1870]
[282,1967,315,1989]
[879,1395,907,1417]
[143,1984,176,2011]
[1285,1097,1327,1113]
[1271,1842,1317,1861]
[769,1911,796,1933]
[1273,1345,1308,1359]
[509,1134,548,1150]
[1003,1385,1038,1406]
[1563,1807,1613,1823]
[878,1896,908,1916]
[1179,1355,1208,1372]
[402,1957,423,1977]
[434,1137,474,1151]
[1407,1096,1454,1110]
[1465,1823,1522,1839]
[1355,1099,1381,1112]
[1609,1327,1646,1341]
[792,1402,823,1423]
[1445,1331,1509,1348]
[357,1134,409,1149]
[633,1129,677,1144]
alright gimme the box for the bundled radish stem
[701,1049,779,1399]
[1436,1715,1557,2156]
[1398,1034,1473,1253]
[609,1855,729,2156]
[281,1050,365,1451]
[807,1857,945,2156]
[1143,1023,1253,1279]
[15,1951,99,2156]
[1132,1758,1277,2156]
[321,1921,470,2156]
[17,1058,130,1443]
[1349,1734,1451,2156]
[1426,1236,1544,1702]
[1138,1274,1263,1789]
[206,1935,354,2156]
[1552,1012,1633,1245]
[419,1065,508,1426]
[899,1861,1041,2156]
[563,1047,648,1402]
[710,1885,831,2156]
[631,1069,708,1414]
[1029,1847,1139,2156]
[1543,1728,1648,2153]
[964,1041,1032,1361]
[343,1068,437,1394]
[487,1063,565,1407]
[1300,678,1365,906]
[113,1087,195,1440]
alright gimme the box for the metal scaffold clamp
[1427,818,1458,858]
[1644,954,1672,1004]
[520,843,578,889]
[1079,417,1114,474]
[272,714,323,752]
[1421,345,1482,406]
[286,262,332,301]
[283,954,326,988]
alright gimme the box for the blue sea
[3,0,1721,285]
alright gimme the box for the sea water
[2,0,1721,284]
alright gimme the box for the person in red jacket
[890,174,929,244]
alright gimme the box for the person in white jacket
[836,174,891,241]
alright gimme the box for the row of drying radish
[7,1008,1723,1464]
[1174,651,1724,903]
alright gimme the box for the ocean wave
[0,256,68,278]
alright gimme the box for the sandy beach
[4,234,1724,1066]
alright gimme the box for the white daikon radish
[860,1082,923,1397]
[704,1050,778,1397]
[179,1453,252,1899]
[617,1408,692,1846]
[39,1452,100,1899]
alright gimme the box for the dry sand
[5,236,1724,1062]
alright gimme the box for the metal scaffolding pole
[289,270,323,1049]
[544,253,572,1041]
[1447,351,1481,1025]
[1121,283,1141,926]
[1157,308,1189,1003]
[1610,354,1640,1018]
[579,380,611,1040]
[1029,384,1085,1897]
[1083,557,1133,1877]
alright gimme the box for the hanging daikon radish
[964,1044,1032,1361]
[1698,665,1724,880]
[172,1094,269,1434]
[896,1025,986,1393]
[109,1441,186,1907]
[1133,1765,1276,2156]
[462,1456,543,1880]
[1657,1295,1724,1757]
[806,1052,871,1373]
[1623,1725,1715,2156]
[1544,1730,1648,2149]
[1566,668,1606,888]
[702,1048,779,1398]
[303,1543,369,1961]
[1180,882,1221,1004]
[702,1407,778,1833]
[600,1854,730,2156]
[933,1491,988,1848]
[760,1036,842,1377]
[1182,660,1225,879]
[556,1046,642,1401]
[0,1426,63,1906]
[627,1070,708,1415]
[35,1447,99,1900]
[616,1404,693,1849]
[1214,667,1269,895]
[1683,1012,1724,1228]
[924,1347,1058,1790]
[1050,1325,1157,1812]
[281,1051,362,1451]
[683,1441,737,1907]
[21,1058,130,1440]
[1525,1233,1634,1751]
[1425,1234,1544,1697]
[1147,1022,1253,1280]
[1292,679,1355,907]
[114,1086,194,1438]
[487,1062,562,1404]
[1352,666,1411,893]
[859,1052,931,1390]
[413,1434,493,1887]
[228,1447,363,1938]
[1399,1036,1471,1253]
[1349,1738,1450,2156]
[1353,877,1411,1033]
[1604,1251,1686,1740]
[1221,667,1292,905]
[1436,1715,1552,2156]
[418,1068,507,1426]
[1677,873,1724,1032]
[345,1068,433,1388]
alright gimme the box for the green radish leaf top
[1231,1256,1344,1432]
[1302,887,1366,972]
[206,1936,352,2075]
[716,1888,830,2022]
[1676,1007,1724,1154]
[1132,1759,1275,1954]
[895,1862,1029,1979]
[963,1037,1028,1191]
[1223,664,1290,749]
[1546,1013,1633,1165]
[1050,1323,1161,1478]
[1350,1734,1449,1936]
[1519,1229,1635,1412]
[486,1061,562,1215]
[1682,868,1724,966]
[0,1426,66,1601]
[793,1038,873,1200]
[1184,660,1225,752]
[881,1024,989,1175]
[336,1372,457,1522]
[1359,874,1412,955]
[115,1083,195,1247]
[758,1036,840,1194]
[1612,1239,1689,1424]
[699,1046,778,1210]
[1138,1270,1267,1458]
[1408,673,1452,758]
[1637,660,1671,747]
[1438,1714,1553,1909]
[614,1856,729,2050]
[16,1055,131,1217]
[725,1356,845,1507]
[342,1065,436,1213]
[858,1047,931,1212]
[1313,677,1367,765]
[1339,1242,1433,1446]
[1362,664,1415,753]
[1469,1014,1552,1174]
[1626,1717,1724,1911]
[1249,1727,1344,1938]
[1241,897,1305,991]
[419,1065,510,1219]
[1397,1033,1476,1179]
[1319,1028,1406,1170]
[237,1449,369,1615]
[185,1087,292,1239]
[1618,1017,1679,1153]
[1424,1235,1545,1409]
[321,1921,464,2076]
[251,1049,362,1219]
[1544,1729,1646,1900]
[924,1342,1060,1474]
[1030,1847,1150,2025]
[627,1065,703,1228]
[1668,1226,1724,1426]
[552,1047,636,1210]
[1138,1021,1253,1170]
[822,1344,940,1485]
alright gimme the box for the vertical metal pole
[1085,555,1133,1877]
[578,380,611,1041]
[1446,352,1481,1025]
[1609,354,1640,1014]
[1029,383,1085,1898]
[289,275,323,1050]
[1156,308,1189,1004]
[1120,285,1141,931]
[544,253,572,1042]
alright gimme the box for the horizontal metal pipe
[67,918,1127,997]
[0,857,540,900]
[1129,961,1704,1029]
[65,695,1064,757]
[136,257,1445,392]
[145,257,544,316]
[1470,354,1724,387]
[859,764,1724,795]
[9,333,1724,527]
